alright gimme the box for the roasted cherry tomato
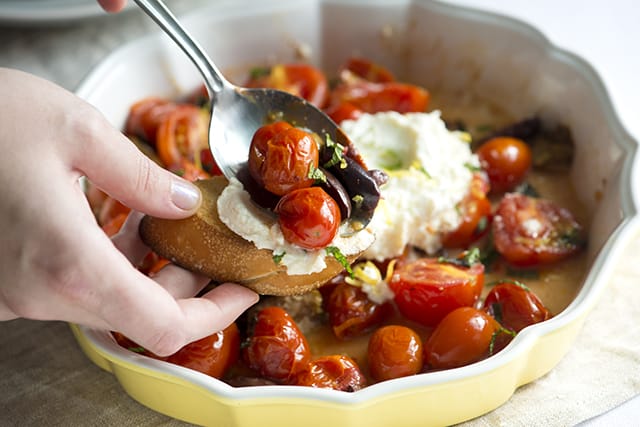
[101,213,128,237]
[243,306,311,384]
[424,307,500,370]
[112,332,165,360]
[443,173,492,248]
[492,193,585,267]
[389,258,484,327]
[368,325,423,382]
[483,282,552,333]
[325,102,363,124]
[171,158,210,182]
[476,136,532,193]
[325,282,390,340]
[294,355,367,392]
[167,324,241,379]
[156,104,207,169]
[275,187,341,249]
[199,148,222,176]
[330,81,429,114]
[248,124,319,196]
[98,197,131,227]
[339,57,395,83]
[245,63,329,108]
[124,97,176,144]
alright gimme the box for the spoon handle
[133,0,227,97]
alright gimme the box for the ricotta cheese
[217,178,375,275]
[341,111,479,261]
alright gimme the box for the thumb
[74,109,202,219]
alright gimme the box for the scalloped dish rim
[71,0,640,425]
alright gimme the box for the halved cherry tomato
[243,306,311,384]
[294,355,366,392]
[325,282,390,340]
[324,102,363,124]
[248,125,319,196]
[339,57,395,83]
[330,81,429,114]
[424,307,500,370]
[389,258,484,327]
[156,104,207,169]
[275,186,341,249]
[98,197,131,226]
[138,252,171,277]
[443,173,492,248]
[245,63,329,108]
[124,97,176,144]
[483,282,552,333]
[101,212,128,237]
[476,136,532,193]
[492,193,584,267]
[368,325,423,382]
[199,149,222,176]
[167,324,240,379]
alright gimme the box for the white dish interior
[75,0,640,407]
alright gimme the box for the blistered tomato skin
[166,324,241,379]
[476,136,532,193]
[368,325,423,382]
[483,282,552,333]
[325,282,390,340]
[248,125,319,196]
[275,187,341,249]
[424,307,500,370]
[243,307,311,384]
[443,173,492,249]
[493,193,585,267]
[389,258,485,327]
[294,355,367,392]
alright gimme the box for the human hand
[0,68,258,356]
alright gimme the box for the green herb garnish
[325,246,353,277]
[249,66,270,79]
[464,162,482,173]
[438,247,482,268]
[128,346,146,354]
[352,194,364,209]
[272,252,286,265]
[308,165,327,183]
[323,136,347,169]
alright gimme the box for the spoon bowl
[134,0,351,181]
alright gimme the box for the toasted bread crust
[139,177,357,295]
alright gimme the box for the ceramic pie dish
[71,0,640,426]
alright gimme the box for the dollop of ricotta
[217,178,375,275]
[341,111,479,261]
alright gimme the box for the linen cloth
[1,1,639,425]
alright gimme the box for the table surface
[1,1,640,426]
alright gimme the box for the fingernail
[171,179,201,211]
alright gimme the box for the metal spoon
[133,0,352,181]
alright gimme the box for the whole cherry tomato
[325,282,390,340]
[330,81,429,114]
[476,136,532,193]
[483,282,551,333]
[275,186,341,249]
[339,57,395,83]
[124,97,177,144]
[424,307,500,370]
[167,323,241,379]
[112,332,165,360]
[443,173,492,248]
[368,325,423,382]
[243,306,311,384]
[325,102,363,124]
[245,63,329,108]
[389,258,484,327]
[294,355,367,392]
[156,104,207,169]
[492,193,584,267]
[248,125,319,196]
